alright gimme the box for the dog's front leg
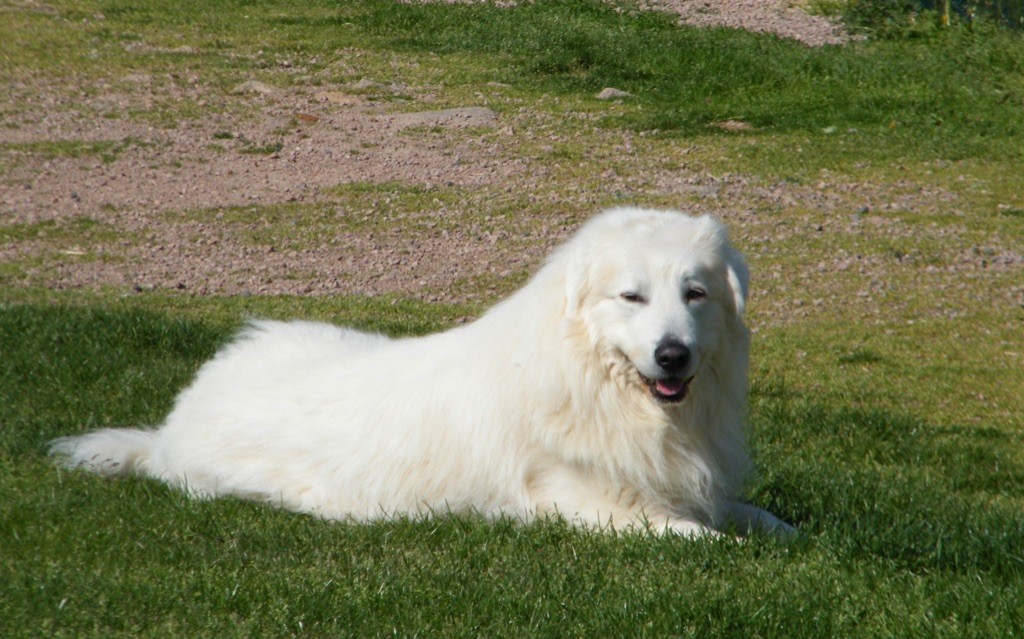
[718,500,796,537]
[528,464,720,537]
[558,503,721,538]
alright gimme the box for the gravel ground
[1,77,568,300]
[648,0,850,46]
[416,0,851,46]
[2,1,1021,323]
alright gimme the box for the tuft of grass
[0,138,150,164]
[841,0,1024,37]
[238,139,284,156]
[0,216,122,245]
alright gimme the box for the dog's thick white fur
[51,207,792,537]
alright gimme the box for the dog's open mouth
[640,374,694,404]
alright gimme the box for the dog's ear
[724,247,749,316]
[698,214,748,316]
[563,246,590,316]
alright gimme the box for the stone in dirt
[352,79,401,92]
[596,87,634,100]
[123,73,153,84]
[122,42,197,55]
[314,91,364,105]
[710,120,755,132]
[391,107,497,128]
[232,81,277,96]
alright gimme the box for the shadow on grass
[751,379,1024,577]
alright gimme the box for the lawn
[2,0,1023,637]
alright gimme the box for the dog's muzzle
[644,338,693,403]
[639,373,694,404]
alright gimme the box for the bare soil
[648,0,850,46]
[420,0,851,45]
[2,1,1020,323]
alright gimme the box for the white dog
[52,207,793,537]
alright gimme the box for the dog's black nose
[655,339,690,375]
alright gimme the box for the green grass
[0,217,118,245]
[1,299,1022,638]
[0,138,150,166]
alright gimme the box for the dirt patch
[413,0,851,46]
[649,0,851,47]
[1,76,552,299]
[3,67,1020,318]
[2,1,1020,325]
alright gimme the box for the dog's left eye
[620,292,646,304]
[684,288,707,302]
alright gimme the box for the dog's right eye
[620,292,646,304]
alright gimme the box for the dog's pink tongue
[656,378,687,396]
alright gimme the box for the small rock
[232,80,276,96]
[391,107,497,129]
[123,42,196,55]
[314,91,362,105]
[353,78,383,89]
[124,73,153,84]
[596,87,633,100]
[710,120,754,132]
[352,79,407,94]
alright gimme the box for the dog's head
[562,208,748,405]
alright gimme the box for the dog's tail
[49,428,157,476]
